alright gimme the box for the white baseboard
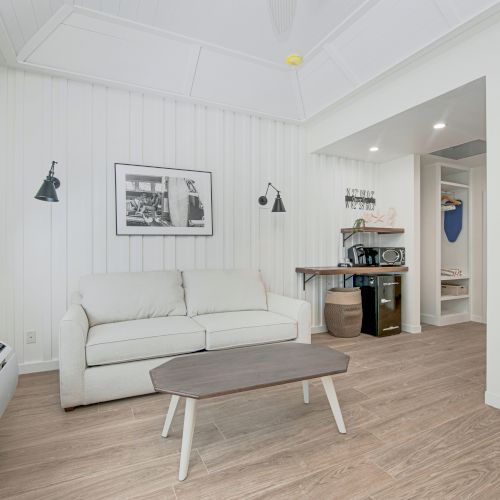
[485,390,500,409]
[19,359,59,374]
[471,315,486,324]
[420,313,438,325]
[402,323,422,334]
[421,313,470,327]
[311,325,328,334]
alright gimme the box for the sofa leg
[64,406,76,412]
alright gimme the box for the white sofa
[59,269,311,409]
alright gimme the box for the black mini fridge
[353,275,402,336]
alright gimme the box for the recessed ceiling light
[433,122,446,129]
[369,146,379,152]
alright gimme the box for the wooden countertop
[295,266,409,275]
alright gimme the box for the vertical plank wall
[0,67,378,370]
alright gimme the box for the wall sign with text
[345,188,376,210]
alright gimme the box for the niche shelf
[421,162,471,326]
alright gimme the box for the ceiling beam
[17,4,74,63]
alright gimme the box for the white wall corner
[485,390,500,410]
[471,314,486,324]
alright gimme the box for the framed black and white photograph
[115,163,213,236]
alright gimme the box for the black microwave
[364,247,405,266]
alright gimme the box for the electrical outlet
[26,331,36,344]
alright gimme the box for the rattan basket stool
[324,288,362,338]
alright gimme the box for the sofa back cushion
[182,269,268,316]
[79,271,186,327]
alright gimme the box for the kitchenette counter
[296,266,408,289]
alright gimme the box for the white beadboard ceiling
[0,0,499,121]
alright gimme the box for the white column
[486,73,500,409]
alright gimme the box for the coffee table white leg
[179,397,197,481]
[302,380,310,404]
[321,376,346,434]
[161,394,180,438]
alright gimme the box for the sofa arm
[59,304,89,408]
[267,293,311,344]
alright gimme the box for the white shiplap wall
[0,67,380,370]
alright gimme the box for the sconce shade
[258,182,286,213]
[35,177,59,202]
[272,193,286,212]
[35,161,60,202]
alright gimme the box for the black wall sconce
[35,161,60,202]
[258,182,286,212]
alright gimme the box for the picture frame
[115,163,213,236]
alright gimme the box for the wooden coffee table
[150,343,349,480]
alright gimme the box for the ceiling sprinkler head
[286,54,303,66]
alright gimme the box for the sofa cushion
[193,311,297,350]
[80,271,186,327]
[86,316,204,366]
[183,269,268,316]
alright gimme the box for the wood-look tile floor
[1,322,499,499]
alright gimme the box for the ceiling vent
[268,0,297,39]
[430,139,486,160]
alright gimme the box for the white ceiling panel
[78,0,367,64]
[99,0,121,16]
[299,50,354,117]
[0,0,63,52]
[448,0,500,22]
[329,0,449,84]
[191,48,300,119]
[28,13,196,94]
[1,0,499,120]
[319,78,486,165]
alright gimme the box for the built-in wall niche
[421,162,471,326]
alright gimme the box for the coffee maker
[347,244,366,266]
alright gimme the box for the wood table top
[150,343,349,399]
[295,266,408,275]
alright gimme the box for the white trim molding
[311,326,328,334]
[402,323,422,334]
[485,391,500,410]
[19,360,59,375]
